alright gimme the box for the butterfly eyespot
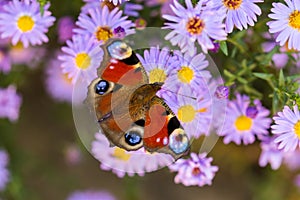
[94,80,113,95]
[108,41,132,60]
[169,128,189,154]
[125,131,142,146]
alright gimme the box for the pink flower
[169,152,218,187]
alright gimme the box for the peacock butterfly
[87,39,190,159]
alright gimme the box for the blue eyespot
[169,129,189,154]
[95,80,109,95]
[125,131,142,146]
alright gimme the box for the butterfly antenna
[160,87,197,101]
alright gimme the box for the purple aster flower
[272,105,300,152]
[159,87,212,138]
[67,190,116,200]
[214,85,229,99]
[0,47,11,74]
[137,46,176,84]
[81,0,101,13]
[267,0,300,51]
[124,2,143,17]
[0,0,55,48]
[209,41,221,53]
[9,43,46,68]
[58,35,104,85]
[57,16,76,43]
[0,85,22,122]
[113,26,126,38]
[211,0,263,33]
[283,149,300,170]
[163,0,227,54]
[92,132,173,178]
[74,6,135,44]
[0,150,10,191]
[246,106,259,118]
[160,50,211,92]
[135,18,147,30]
[45,55,73,103]
[218,94,271,145]
[259,136,284,170]
[169,152,218,187]
[146,0,174,16]
[261,32,300,68]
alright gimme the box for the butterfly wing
[143,96,190,159]
[87,39,148,151]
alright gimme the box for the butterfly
[87,39,190,160]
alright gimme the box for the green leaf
[253,72,274,81]
[224,69,236,79]
[219,41,228,56]
[272,91,279,114]
[279,69,285,87]
[244,85,262,99]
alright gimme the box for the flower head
[124,2,143,17]
[137,46,176,84]
[211,0,263,33]
[163,0,227,54]
[58,35,104,84]
[214,85,229,99]
[161,50,211,92]
[159,87,212,138]
[0,150,10,191]
[0,0,55,48]
[146,0,174,16]
[45,55,73,103]
[9,42,46,67]
[0,47,11,74]
[67,190,116,200]
[272,105,300,152]
[283,149,300,170]
[57,16,76,43]
[219,94,271,145]
[169,152,218,187]
[268,0,300,51]
[74,6,135,44]
[259,136,284,170]
[92,132,173,178]
[0,85,22,122]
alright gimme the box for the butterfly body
[88,39,190,159]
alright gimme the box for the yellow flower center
[186,17,205,35]
[95,26,113,42]
[235,115,253,131]
[17,15,34,32]
[112,147,130,161]
[149,68,167,83]
[178,105,196,123]
[223,0,243,9]
[178,66,194,83]
[75,53,91,69]
[289,10,300,30]
[294,120,300,138]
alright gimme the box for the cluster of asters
[0,0,299,195]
